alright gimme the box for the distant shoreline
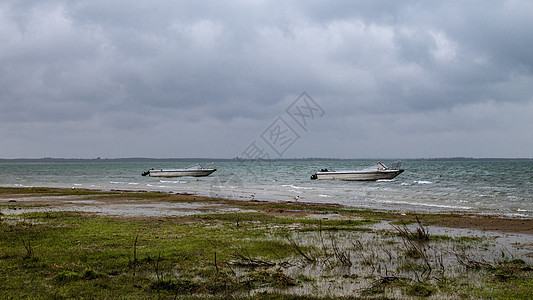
[1,157,532,163]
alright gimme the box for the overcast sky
[1,0,532,159]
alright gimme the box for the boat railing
[389,161,402,170]
[186,164,205,170]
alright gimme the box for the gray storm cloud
[1,0,532,158]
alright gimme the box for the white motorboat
[142,164,216,178]
[310,162,404,181]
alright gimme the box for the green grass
[466,259,533,299]
[0,210,303,298]
[1,187,532,299]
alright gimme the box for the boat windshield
[361,161,401,171]
[360,163,385,171]
[185,164,205,170]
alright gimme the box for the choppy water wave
[1,160,532,218]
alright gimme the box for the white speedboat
[142,164,216,178]
[310,162,404,181]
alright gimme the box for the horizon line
[1,156,532,161]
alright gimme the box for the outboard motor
[141,171,150,176]
[310,174,318,180]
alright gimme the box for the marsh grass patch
[1,188,532,298]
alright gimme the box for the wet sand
[0,192,258,218]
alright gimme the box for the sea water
[0,159,531,218]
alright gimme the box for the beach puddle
[0,195,256,217]
[230,226,533,298]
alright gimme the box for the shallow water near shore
[1,159,532,218]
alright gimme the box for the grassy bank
[1,187,532,299]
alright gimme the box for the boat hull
[314,169,404,181]
[147,169,216,178]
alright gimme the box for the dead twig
[328,232,352,266]
[230,247,275,268]
[286,234,317,264]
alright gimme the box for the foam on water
[159,180,188,184]
[281,184,315,190]
[376,199,473,210]
[1,160,532,218]
[414,180,433,184]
